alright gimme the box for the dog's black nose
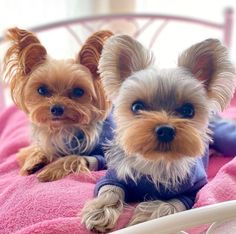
[155,125,176,143]
[50,105,64,116]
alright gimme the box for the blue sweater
[69,114,114,170]
[95,118,236,208]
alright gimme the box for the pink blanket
[0,106,132,234]
[0,106,235,234]
[194,105,236,206]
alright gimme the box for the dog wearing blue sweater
[3,28,113,182]
[82,35,236,232]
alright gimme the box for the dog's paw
[20,162,46,175]
[128,199,184,226]
[37,155,89,182]
[36,165,64,182]
[81,192,123,233]
[18,146,48,175]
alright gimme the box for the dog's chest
[51,130,90,156]
[121,153,209,203]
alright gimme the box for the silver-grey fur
[31,121,103,160]
[105,140,196,190]
[82,35,236,233]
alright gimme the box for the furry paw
[81,189,123,233]
[37,155,89,182]
[128,199,185,226]
[18,146,48,175]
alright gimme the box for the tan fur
[82,186,124,233]
[178,39,236,112]
[82,35,236,232]
[3,28,113,180]
[4,28,47,111]
[116,111,208,161]
[17,145,50,175]
[98,35,154,100]
[37,155,89,182]
[128,199,186,226]
[78,30,113,117]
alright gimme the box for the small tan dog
[82,35,236,232]
[3,28,113,182]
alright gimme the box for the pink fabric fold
[195,156,236,208]
[0,105,235,234]
[0,106,133,234]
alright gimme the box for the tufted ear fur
[3,27,47,110]
[4,27,47,77]
[78,30,114,118]
[178,39,236,111]
[78,30,113,77]
[98,35,154,100]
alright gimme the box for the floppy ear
[78,30,113,76]
[98,35,154,100]
[178,39,236,111]
[3,27,47,110]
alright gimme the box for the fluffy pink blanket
[0,106,132,234]
[0,106,234,233]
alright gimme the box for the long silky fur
[178,39,236,112]
[105,140,197,190]
[31,122,103,160]
[79,30,113,117]
[98,34,155,100]
[3,28,113,179]
[82,186,124,233]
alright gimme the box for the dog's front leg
[82,186,124,233]
[128,199,186,226]
[17,145,50,175]
[37,155,89,182]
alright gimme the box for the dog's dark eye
[177,103,195,118]
[71,88,84,98]
[37,85,50,96]
[131,101,145,113]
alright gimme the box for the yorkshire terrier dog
[82,35,236,232]
[3,28,113,182]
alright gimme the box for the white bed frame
[0,9,236,233]
[0,8,234,110]
[112,201,236,233]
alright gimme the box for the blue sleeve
[88,112,115,170]
[92,155,107,170]
[87,144,106,170]
[178,195,195,209]
[94,169,126,197]
[210,117,236,156]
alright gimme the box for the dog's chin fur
[31,121,103,159]
[105,141,196,190]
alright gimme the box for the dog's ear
[78,30,113,77]
[98,35,154,100]
[4,27,47,77]
[178,39,236,111]
[78,31,114,118]
[3,27,47,110]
